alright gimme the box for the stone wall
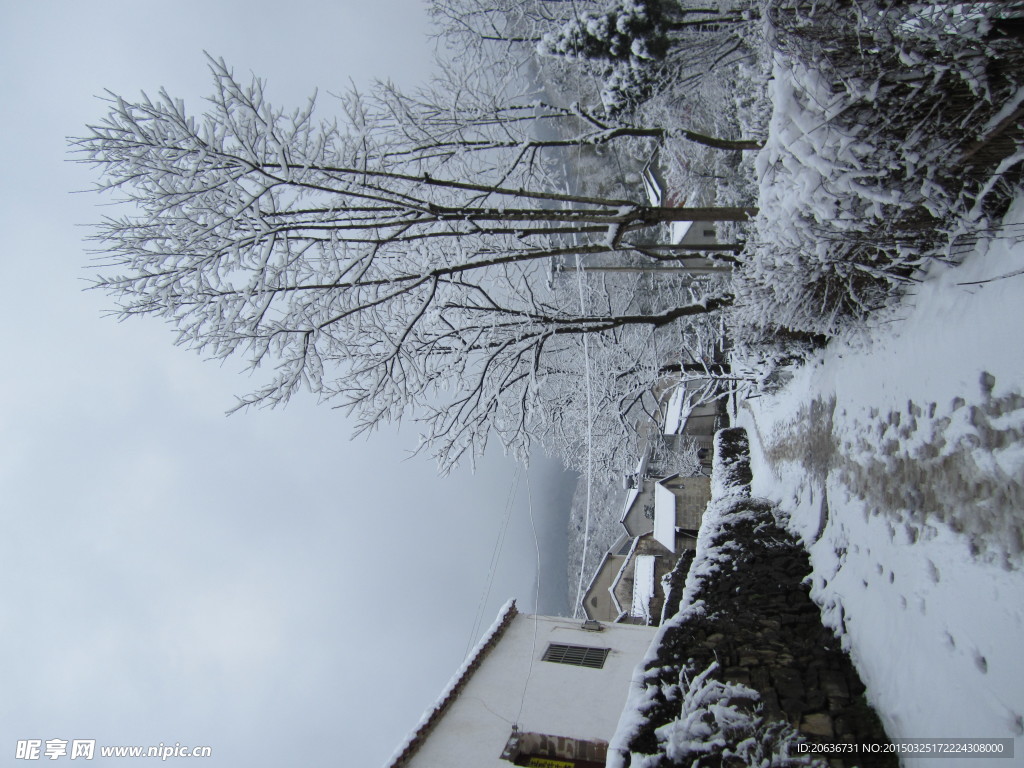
[619,429,895,767]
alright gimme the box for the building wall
[612,534,676,623]
[583,553,627,621]
[621,483,657,538]
[679,222,719,247]
[404,615,656,768]
[683,406,721,437]
[626,474,712,540]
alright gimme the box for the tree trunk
[659,362,731,376]
[641,206,757,224]
[678,129,762,151]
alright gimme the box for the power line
[571,253,595,619]
[515,466,543,726]
[464,463,522,658]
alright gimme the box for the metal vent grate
[541,643,609,669]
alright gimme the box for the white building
[641,160,722,254]
[386,601,657,768]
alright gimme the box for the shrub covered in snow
[652,660,822,767]
[537,0,761,115]
[538,0,667,63]
[731,0,1024,338]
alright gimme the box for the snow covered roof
[663,386,695,435]
[620,487,641,526]
[583,550,614,595]
[641,165,663,207]
[609,537,642,617]
[630,555,656,619]
[581,549,619,619]
[639,157,703,245]
[670,221,693,244]
[385,599,519,768]
[619,453,649,525]
[654,481,678,552]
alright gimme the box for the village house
[581,358,725,625]
[386,601,657,768]
[582,471,710,624]
[661,379,723,467]
[580,534,633,624]
[641,158,721,252]
[619,473,710,546]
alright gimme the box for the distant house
[661,380,723,463]
[581,473,710,624]
[607,529,700,625]
[620,474,710,545]
[645,155,732,461]
[386,601,657,768]
[619,469,658,540]
[652,474,709,551]
[641,158,721,263]
[580,534,632,622]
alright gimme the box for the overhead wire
[514,465,543,726]
[571,252,595,619]
[464,462,522,658]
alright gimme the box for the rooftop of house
[654,478,680,552]
[663,385,696,435]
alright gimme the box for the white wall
[404,615,656,768]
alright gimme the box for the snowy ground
[736,195,1024,765]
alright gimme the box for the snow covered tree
[427,0,759,149]
[538,0,669,65]
[73,58,751,470]
[538,0,753,114]
[371,66,759,190]
[428,0,597,54]
[537,0,669,113]
[540,271,738,479]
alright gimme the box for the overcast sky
[0,2,576,765]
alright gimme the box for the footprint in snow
[974,651,988,674]
[980,370,996,398]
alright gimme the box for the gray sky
[0,2,575,765]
